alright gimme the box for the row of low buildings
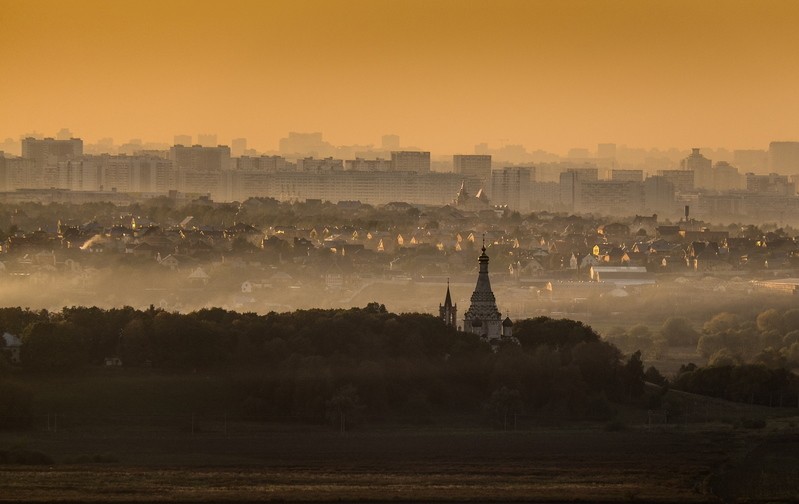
[4,198,799,320]
[4,197,799,278]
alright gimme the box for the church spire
[439,278,457,328]
[478,234,489,272]
[463,241,502,339]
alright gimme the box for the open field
[3,422,799,503]
[3,371,799,502]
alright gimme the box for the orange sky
[2,0,798,154]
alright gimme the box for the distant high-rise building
[381,134,400,150]
[531,180,560,211]
[733,149,768,173]
[56,128,73,141]
[611,169,643,182]
[1,138,19,156]
[657,169,694,193]
[236,155,293,172]
[279,132,330,157]
[597,143,617,159]
[22,137,83,166]
[169,144,231,171]
[680,148,712,189]
[345,158,392,171]
[559,168,598,211]
[231,138,247,157]
[568,147,591,159]
[643,176,676,215]
[746,172,795,195]
[713,161,742,191]
[391,151,430,173]
[453,154,491,194]
[174,134,192,146]
[197,134,218,148]
[575,180,644,215]
[296,157,344,172]
[768,141,799,173]
[491,167,531,212]
[0,156,36,190]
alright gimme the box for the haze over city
[5,2,799,503]
[3,0,799,153]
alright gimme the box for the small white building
[589,266,655,286]
[1,332,22,364]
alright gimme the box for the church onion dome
[503,317,513,327]
[471,319,483,327]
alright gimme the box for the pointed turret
[455,180,470,205]
[439,279,457,327]
[502,316,513,338]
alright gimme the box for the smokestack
[684,205,690,221]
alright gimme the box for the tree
[703,312,740,335]
[486,386,523,430]
[325,384,362,433]
[120,318,150,366]
[659,317,700,347]
[620,351,646,400]
[783,330,799,346]
[756,309,783,333]
[363,302,387,314]
[571,340,622,397]
[782,309,799,332]
[708,348,741,367]
[644,366,667,387]
[513,317,600,350]
[754,348,786,369]
[21,322,86,372]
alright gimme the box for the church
[441,240,513,343]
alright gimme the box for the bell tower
[439,279,457,328]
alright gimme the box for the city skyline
[3,0,799,153]
[4,128,798,161]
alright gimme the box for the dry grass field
[3,421,799,503]
[2,372,798,502]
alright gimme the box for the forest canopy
[1,306,647,424]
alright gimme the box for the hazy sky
[2,0,799,154]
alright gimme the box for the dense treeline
[697,308,799,369]
[606,307,799,369]
[0,306,648,426]
[672,363,799,407]
[604,309,799,409]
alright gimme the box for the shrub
[644,366,667,386]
